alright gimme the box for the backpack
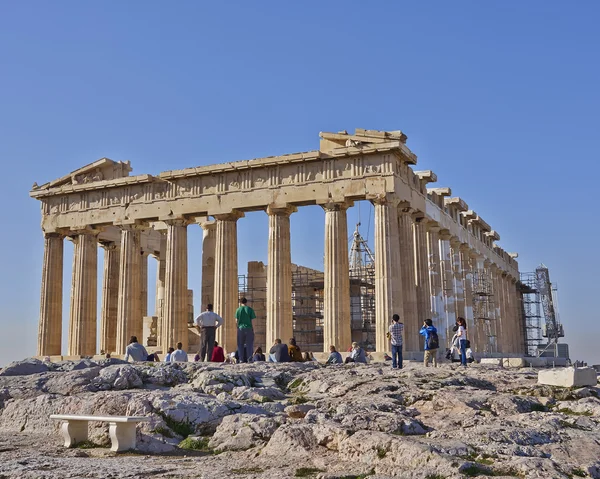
[427,330,439,350]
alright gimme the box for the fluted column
[426,223,446,347]
[162,219,189,353]
[266,205,295,348]
[413,216,431,345]
[483,260,496,354]
[68,230,98,356]
[439,231,455,344]
[460,245,475,336]
[155,233,166,348]
[200,220,216,310]
[99,241,120,354]
[373,195,402,352]
[490,264,502,353]
[116,226,141,354]
[451,240,465,326]
[322,201,352,352]
[496,270,508,353]
[140,251,149,318]
[38,233,64,356]
[214,212,243,353]
[398,210,418,351]
[508,276,522,354]
[472,254,487,354]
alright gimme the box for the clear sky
[0,1,598,367]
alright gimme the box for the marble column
[162,219,189,353]
[116,226,141,354]
[99,241,120,355]
[155,233,166,349]
[322,201,352,352]
[508,276,522,354]
[398,210,418,351]
[460,246,475,337]
[68,231,98,356]
[266,205,295,349]
[496,269,508,353]
[490,264,502,353]
[140,251,149,318]
[426,223,446,348]
[200,221,216,310]
[471,254,487,355]
[214,212,243,354]
[373,196,402,352]
[484,260,496,354]
[413,216,431,346]
[38,233,64,356]
[451,240,465,326]
[439,231,455,344]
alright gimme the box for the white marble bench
[50,414,150,452]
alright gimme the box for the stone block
[538,367,598,388]
[502,357,526,368]
[480,358,502,366]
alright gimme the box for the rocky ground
[0,358,598,479]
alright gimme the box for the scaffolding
[472,269,497,354]
[518,271,543,356]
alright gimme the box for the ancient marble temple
[30,129,524,358]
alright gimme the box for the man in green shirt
[235,297,256,363]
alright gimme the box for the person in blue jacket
[419,319,439,367]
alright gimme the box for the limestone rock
[0,358,49,377]
[538,367,598,388]
[90,365,143,390]
[285,403,316,418]
[209,413,283,451]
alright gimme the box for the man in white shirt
[124,336,148,362]
[170,342,188,362]
[194,303,223,362]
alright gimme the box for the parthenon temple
[31,128,524,359]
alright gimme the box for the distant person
[326,345,342,365]
[251,347,266,362]
[211,341,225,362]
[465,339,475,364]
[170,342,188,362]
[124,336,148,362]
[195,303,223,362]
[388,313,404,369]
[235,297,256,363]
[301,352,316,362]
[164,347,175,362]
[269,339,291,362]
[456,317,468,367]
[345,342,367,364]
[419,318,439,367]
[146,353,159,362]
[288,338,303,362]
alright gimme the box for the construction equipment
[535,264,565,357]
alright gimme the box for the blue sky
[0,1,598,366]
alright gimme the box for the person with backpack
[388,313,404,369]
[419,319,439,367]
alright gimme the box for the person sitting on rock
[170,342,188,362]
[345,342,367,364]
[326,345,343,364]
[465,340,475,364]
[124,336,148,362]
[269,339,291,362]
[164,347,175,362]
[288,337,303,362]
[252,347,266,362]
[211,341,225,362]
[146,352,159,362]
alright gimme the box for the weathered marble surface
[0,359,599,478]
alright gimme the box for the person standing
[419,319,439,367]
[235,297,256,363]
[124,336,148,362]
[388,314,404,369]
[170,342,188,362]
[456,317,468,367]
[194,303,223,362]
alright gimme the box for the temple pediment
[32,158,132,191]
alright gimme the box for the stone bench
[50,414,150,452]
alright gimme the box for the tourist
[288,337,303,362]
[419,318,439,367]
[251,347,266,362]
[164,347,175,362]
[465,339,475,364]
[194,303,223,362]
[146,352,159,362]
[345,342,367,364]
[326,345,342,364]
[235,297,256,363]
[456,317,468,367]
[301,351,316,362]
[124,336,148,362]
[170,342,188,362]
[388,313,404,369]
[268,338,291,362]
[211,341,225,362]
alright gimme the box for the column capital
[368,193,399,207]
[213,211,244,222]
[450,238,462,248]
[98,240,119,251]
[459,243,472,253]
[426,222,441,233]
[163,217,193,227]
[199,220,216,231]
[67,227,102,241]
[439,229,452,240]
[266,204,297,216]
[320,200,353,212]
[411,210,426,222]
